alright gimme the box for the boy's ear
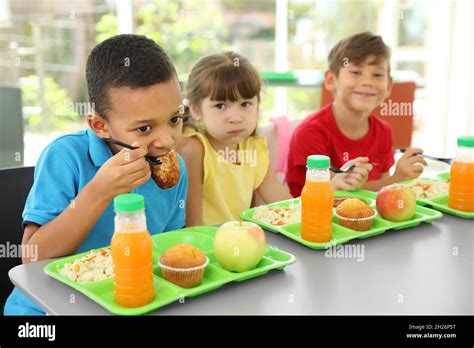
[324,70,336,94]
[385,75,394,99]
[87,113,110,139]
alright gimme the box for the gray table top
[8,214,473,315]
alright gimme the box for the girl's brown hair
[184,51,261,130]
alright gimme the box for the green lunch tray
[401,173,474,219]
[44,226,296,316]
[437,172,450,181]
[240,190,443,250]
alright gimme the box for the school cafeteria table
[8,213,473,315]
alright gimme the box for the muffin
[333,196,357,208]
[158,243,208,288]
[335,198,377,231]
[151,150,180,189]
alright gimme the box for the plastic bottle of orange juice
[111,193,154,307]
[448,136,474,212]
[301,155,334,243]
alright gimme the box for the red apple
[214,221,266,273]
[376,184,417,222]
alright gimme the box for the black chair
[0,84,24,168]
[0,166,34,312]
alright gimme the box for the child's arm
[177,137,204,226]
[362,147,427,191]
[256,170,292,204]
[361,172,396,191]
[22,146,150,263]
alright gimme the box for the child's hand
[331,157,373,191]
[91,143,151,200]
[393,147,427,182]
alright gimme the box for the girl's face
[194,95,259,146]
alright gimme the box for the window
[0,0,469,169]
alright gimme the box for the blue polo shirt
[4,128,188,315]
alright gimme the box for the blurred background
[0,0,472,169]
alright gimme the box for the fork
[330,163,380,174]
[398,148,453,165]
[104,138,162,166]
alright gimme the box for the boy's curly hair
[86,34,176,118]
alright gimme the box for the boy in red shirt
[286,32,427,197]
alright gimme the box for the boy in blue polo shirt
[5,34,188,315]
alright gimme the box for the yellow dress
[184,129,270,225]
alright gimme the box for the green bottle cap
[306,155,330,169]
[458,136,474,148]
[114,193,145,213]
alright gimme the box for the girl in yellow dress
[178,51,371,226]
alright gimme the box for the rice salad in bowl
[59,248,113,284]
[405,179,449,199]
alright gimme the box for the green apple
[214,221,266,273]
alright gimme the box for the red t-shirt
[286,104,395,197]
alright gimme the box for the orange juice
[111,194,154,308]
[449,163,474,212]
[111,230,154,307]
[448,136,474,212]
[301,155,334,243]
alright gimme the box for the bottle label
[455,148,474,163]
[306,169,330,182]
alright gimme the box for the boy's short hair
[328,32,391,76]
[86,34,176,118]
